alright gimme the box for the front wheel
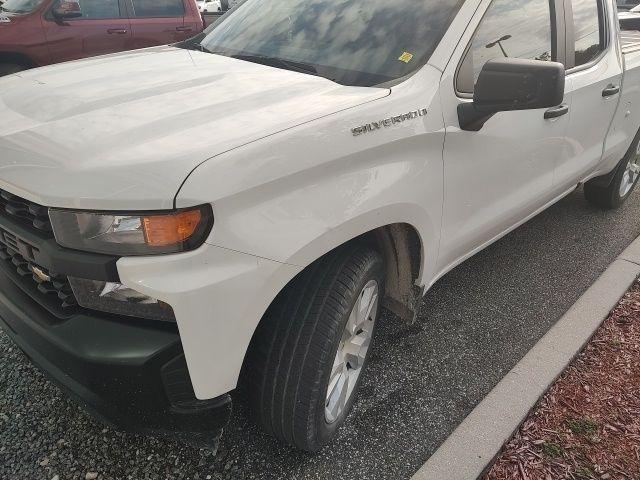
[245,245,384,451]
[584,132,640,209]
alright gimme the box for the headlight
[49,205,213,255]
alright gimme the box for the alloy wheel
[620,141,640,198]
[324,279,379,424]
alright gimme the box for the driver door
[437,0,574,272]
[43,0,131,64]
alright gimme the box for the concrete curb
[411,235,640,480]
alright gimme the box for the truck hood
[0,46,388,210]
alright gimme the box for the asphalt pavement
[2,187,640,480]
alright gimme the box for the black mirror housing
[458,58,565,131]
[52,1,83,20]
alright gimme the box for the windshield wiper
[231,54,319,76]
[194,43,215,54]
[190,48,336,82]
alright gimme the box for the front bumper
[0,202,232,442]
[0,186,301,417]
[0,272,232,440]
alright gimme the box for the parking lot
[2,187,639,480]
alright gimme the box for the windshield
[196,0,464,87]
[1,0,44,14]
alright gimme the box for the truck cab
[0,0,203,75]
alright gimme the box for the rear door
[42,0,131,63]
[554,0,624,189]
[126,0,193,49]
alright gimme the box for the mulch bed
[484,280,640,480]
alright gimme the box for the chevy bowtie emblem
[30,265,51,283]
[351,108,428,136]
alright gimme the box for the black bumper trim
[0,271,232,438]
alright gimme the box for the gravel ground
[2,188,640,480]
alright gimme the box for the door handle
[544,104,569,119]
[602,84,620,97]
[107,28,128,35]
[176,26,193,32]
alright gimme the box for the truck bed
[621,30,640,54]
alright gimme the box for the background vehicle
[619,4,640,30]
[618,0,640,9]
[0,0,203,75]
[0,0,639,454]
[196,0,221,13]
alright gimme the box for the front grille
[0,189,52,234]
[3,230,19,251]
[0,242,78,316]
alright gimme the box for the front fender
[176,65,446,285]
[117,243,302,400]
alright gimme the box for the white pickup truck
[0,0,639,452]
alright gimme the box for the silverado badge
[351,108,428,136]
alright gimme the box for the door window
[1,0,46,14]
[52,0,121,19]
[571,0,604,67]
[130,0,185,18]
[457,0,554,93]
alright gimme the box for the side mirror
[458,58,565,131]
[52,1,83,20]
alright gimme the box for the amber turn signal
[143,210,203,247]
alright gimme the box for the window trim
[564,0,610,74]
[126,0,186,19]
[454,0,566,98]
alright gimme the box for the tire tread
[245,245,383,451]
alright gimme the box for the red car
[0,0,204,75]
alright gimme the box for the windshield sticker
[398,52,414,63]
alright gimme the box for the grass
[575,466,596,479]
[567,418,599,436]
[541,441,564,458]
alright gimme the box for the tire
[584,130,640,209]
[0,63,26,77]
[245,245,385,452]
